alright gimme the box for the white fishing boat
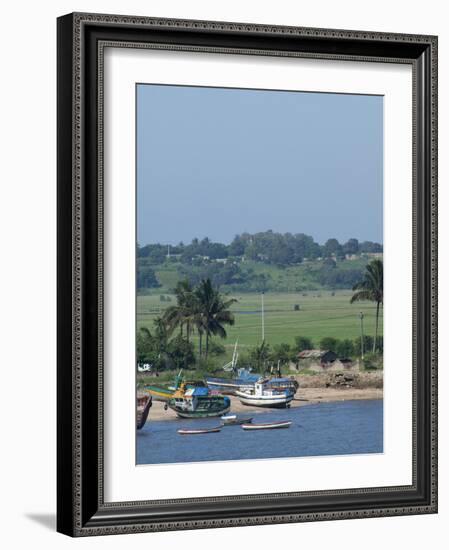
[177,427,222,435]
[241,420,292,430]
[235,381,294,408]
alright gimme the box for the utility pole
[261,291,265,342]
[359,311,365,360]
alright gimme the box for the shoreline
[146,387,383,422]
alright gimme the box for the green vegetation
[137,231,383,294]
[350,259,383,353]
[138,290,382,346]
[136,239,385,376]
[137,288,383,371]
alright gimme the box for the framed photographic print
[57,12,438,536]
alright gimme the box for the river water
[137,399,383,465]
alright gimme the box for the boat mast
[231,339,239,370]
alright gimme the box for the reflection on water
[137,399,383,465]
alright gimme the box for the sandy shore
[147,387,383,422]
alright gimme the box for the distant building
[293,350,357,372]
[363,252,383,259]
[297,349,337,366]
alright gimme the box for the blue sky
[137,84,383,246]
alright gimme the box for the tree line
[138,231,383,267]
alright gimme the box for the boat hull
[168,394,231,419]
[178,427,221,435]
[172,404,231,419]
[235,391,294,408]
[145,385,174,402]
[242,421,292,430]
[136,394,152,429]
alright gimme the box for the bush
[168,335,196,370]
[362,352,383,370]
[271,343,295,366]
[353,335,374,356]
[293,304,300,311]
[294,336,313,352]
[353,335,383,356]
[336,339,355,358]
[195,357,219,374]
[319,337,338,352]
[208,341,226,357]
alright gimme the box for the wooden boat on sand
[177,427,222,435]
[241,420,292,430]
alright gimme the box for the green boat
[145,385,174,402]
[168,383,231,419]
[145,373,208,402]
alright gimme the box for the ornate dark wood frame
[57,12,438,537]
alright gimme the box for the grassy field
[137,290,383,356]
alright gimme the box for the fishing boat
[206,342,261,393]
[136,392,152,430]
[145,385,174,402]
[221,414,253,426]
[235,380,294,408]
[241,420,292,430]
[177,427,222,435]
[264,377,299,395]
[168,382,231,418]
[145,371,204,402]
[206,372,261,394]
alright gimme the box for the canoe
[221,415,253,426]
[177,427,222,435]
[241,421,292,430]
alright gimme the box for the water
[137,399,383,465]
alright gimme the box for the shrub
[319,337,338,352]
[353,335,374,356]
[336,339,354,358]
[294,336,313,352]
[362,352,383,370]
[208,341,226,357]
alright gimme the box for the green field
[137,290,383,355]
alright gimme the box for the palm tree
[350,259,383,353]
[194,278,237,359]
[162,280,196,341]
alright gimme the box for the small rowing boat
[221,414,253,426]
[177,427,222,435]
[241,420,292,430]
